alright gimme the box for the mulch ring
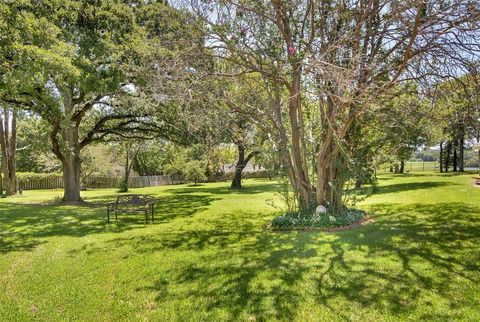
[268,215,375,233]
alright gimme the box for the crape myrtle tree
[3,0,199,201]
[189,0,480,215]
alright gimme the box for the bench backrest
[116,194,154,205]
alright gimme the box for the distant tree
[229,118,260,189]
[0,2,62,195]
[117,141,144,193]
[432,74,480,173]
[133,140,170,176]
[184,161,207,186]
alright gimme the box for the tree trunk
[122,143,131,192]
[61,120,83,202]
[270,84,311,206]
[62,154,82,202]
[453,143,458,172]
[231,168,243,189]
[439,141,444,173]
[49,88,83,202]
[478,149,480,176]
[355,179,362,189]
[231,143,245,189]
[231,144,258,189]
[445,141,451,173]
[0,106,18,196]
[459,135,464,172]
[125,158,130,189]
[316,141,344,214]
[399,160,405,174]
[121,141,143,192]
[288,69,313,207]
[269,5,313,209]
[394,163,399,173]
[316,96,337,208]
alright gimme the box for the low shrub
[117,177,129,192]
[271,207,365,230]
[17,172,63,182]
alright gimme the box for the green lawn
[1,173,479,321]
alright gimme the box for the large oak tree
[2,0,198,201]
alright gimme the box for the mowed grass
[1,173,480,321]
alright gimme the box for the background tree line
[1,0,479,220]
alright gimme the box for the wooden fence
[19,176,64,190]
[18,175,184,191]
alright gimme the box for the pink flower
[288,47,297,55]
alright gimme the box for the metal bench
[107,194,155,224]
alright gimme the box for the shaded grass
[1,175,480,321]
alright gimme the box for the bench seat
[107,194,155,224]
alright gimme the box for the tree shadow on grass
[372,181,456,195]
[68,212,318,321]
[0,193,218,255]
[436,171,476,177]
[72,201,480,320]
[165,180,279,196]
[378,172,434,178]
[314,202,480,319]
[3,175,479,320]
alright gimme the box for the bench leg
[145,209,149,224]
[151,205,154,223]
[115,211,118,221]
[107,208,110,223]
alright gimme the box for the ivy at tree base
[271,208,366,231]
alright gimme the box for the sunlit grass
[1,174,479,321]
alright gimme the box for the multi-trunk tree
[190,0,480,214]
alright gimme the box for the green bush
[184,161,207,185]
[271,208,365,230]
[16,172,63,182]
[117,177,129,192]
